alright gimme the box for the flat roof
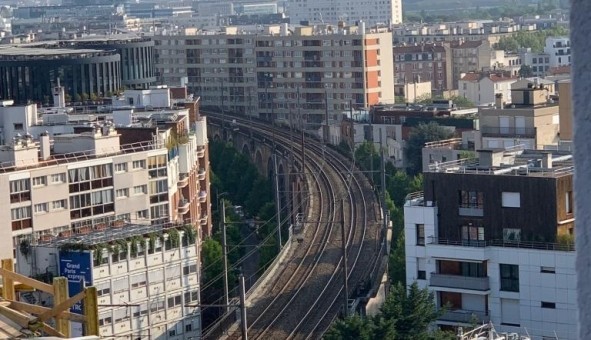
[0,46,108,57]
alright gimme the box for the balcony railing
[178,174,189,188]
[430,273,490,291]
[480,126,536,138]
[458,206,484,217]
[178,200,190,214]
[429,237,574,252]
[439,309,490,324]
[198,191,207,203]
[197,168,206,180]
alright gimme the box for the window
[417,270,426,280]
[184,290,199,303]
[502,192,521,208]
[116,189,129,198]
[51,173,66,183]
[130,273,147,289]
[502,228,521,242]
[132,160,146,169]
[96,282,111,296]
[11,206,31,220]
[133,185,147,195]
[541,301,556,309]
[461,224,484,244]
[183,263,198,276]
[98,314,112,326]
[150,298,165,313]
[32,176,46,187]
[51,199,66,210]
[136,210,148,219]
[541,266,556,273]
[416,224,425,245]
[10,179,31,203]
[459,190,483,209]
[167,295,182,308]
[34,203,48,214]
[114,163,127,172]
[500,264,519,292]
[566,191,573,214]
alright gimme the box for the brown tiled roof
[460,72,480,82]
[548,65,571,75]
[460,71,517,83]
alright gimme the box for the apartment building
[479,86,559,149]
[450,40,495,87]
[520,37,571,77]
[558,79,572,141]
[404,148,576,339]
[392,21,527,45]
[0,86,211,262]
[458,71,517,106]
[393,43,453,91]
[154,24,395,125]
[285,0,402,26]
[18,223,202,338]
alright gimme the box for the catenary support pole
[221,200,229,313]
[572,2,591,338]
[239,273,248,340]
[341,198,349,317]
[274,154,282,250]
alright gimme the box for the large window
[501,192,521,208]
[11,206,32,231]
[416,224,425,246]
[500,264,519,292]
[461,224,485,245]
[10,179,30,203]
[459,190,484,209]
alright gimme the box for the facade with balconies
[404,148,576,339]
[479,86,559,150]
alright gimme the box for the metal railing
[429,237,575,252]
[480,126,536,138]
[430,273,490,291]
[439,309,490,324]
[0,140,164,174]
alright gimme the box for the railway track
[206,113,384,339]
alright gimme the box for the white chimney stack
[40,132,51,160]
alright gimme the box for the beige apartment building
[479,86,559,150]
[0,87,211,261]
[154,24,395,125]
[558,79,572,141]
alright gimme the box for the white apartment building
[154,24,395,125]
[405,149,576,339]
[459,72,517,106]
[520,37,571,77]
[285,0,402,26]
[0,86,212,262]
[17,223,202,339]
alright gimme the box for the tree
[325,282,452,340]
[324,314,376,340]
[201,238,224,291]
[404,122,453,175]
[518,65,534,78]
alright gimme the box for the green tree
[325,282,452,340]
[201,238,224,291]
[519,65,534,78]
[404,122,453,175]
[324,314,376,340]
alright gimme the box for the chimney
[541,152,553,169]
[495,93,504,109]
[40,132,51,160]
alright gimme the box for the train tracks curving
[207,113,385,339]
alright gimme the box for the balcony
[197,168,206,181]
[197,147,205,158]
[430,273,490,291]
[439,309,490,324]
[199,191,207,203]
[178,200,190,215]
[200,214,208,225]
[458,206,483,217]
[429,237,574,251]
[178,174,189,188]
[480,126,536,138]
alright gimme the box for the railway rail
[206,113,385,339]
